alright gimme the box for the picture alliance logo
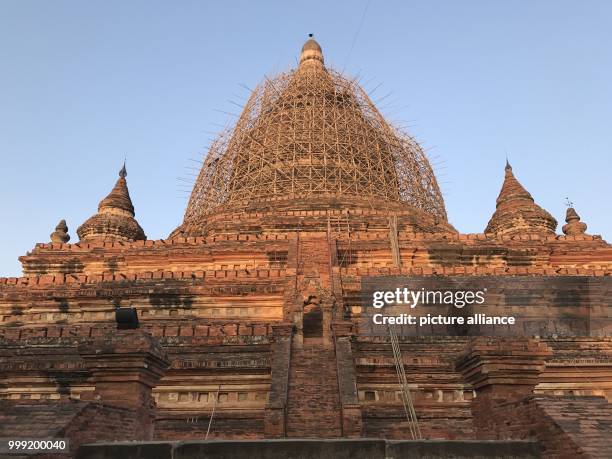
[372,287,488,309]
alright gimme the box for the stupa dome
[485,161,557,236]
[300,34,324,65]
[562,206,588,235]
[176,37,451,236]
[77,164,146,242]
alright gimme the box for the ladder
[388,324,421,439]
[205,385,221,440]
[389,216,402,268]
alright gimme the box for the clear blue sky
[1,1,610,276]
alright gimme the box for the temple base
[76,439,540,459]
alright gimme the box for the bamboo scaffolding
[182,55,447,232]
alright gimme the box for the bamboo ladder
[388,215,421,439]
[388,324,421,440]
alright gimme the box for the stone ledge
[26,231,608,253]
[337,266,611,276]
[29,233,293,252]
[0,268,287,288]
[76,439,540,459]
[0,322,276,341]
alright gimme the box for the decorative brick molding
[264,323,294,437]
[78,330,170,439]
[458,337,554,442]
[331,320,354,338]
[332,321,363,437]
[458,337,553,397]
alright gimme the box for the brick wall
[470,395,612,458]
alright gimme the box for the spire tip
[119,161,127,178]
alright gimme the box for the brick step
[286,344,342,438]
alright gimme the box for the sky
[1,0,610,276]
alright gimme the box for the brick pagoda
[1,37,611,458]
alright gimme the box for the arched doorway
[303,297,323,338]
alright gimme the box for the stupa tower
[77,163,146,242]
[485,160,557,236]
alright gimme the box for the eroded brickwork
[1,228,612,455]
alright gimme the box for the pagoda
[0,37,611,458]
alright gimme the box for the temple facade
[1,38,611,458]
